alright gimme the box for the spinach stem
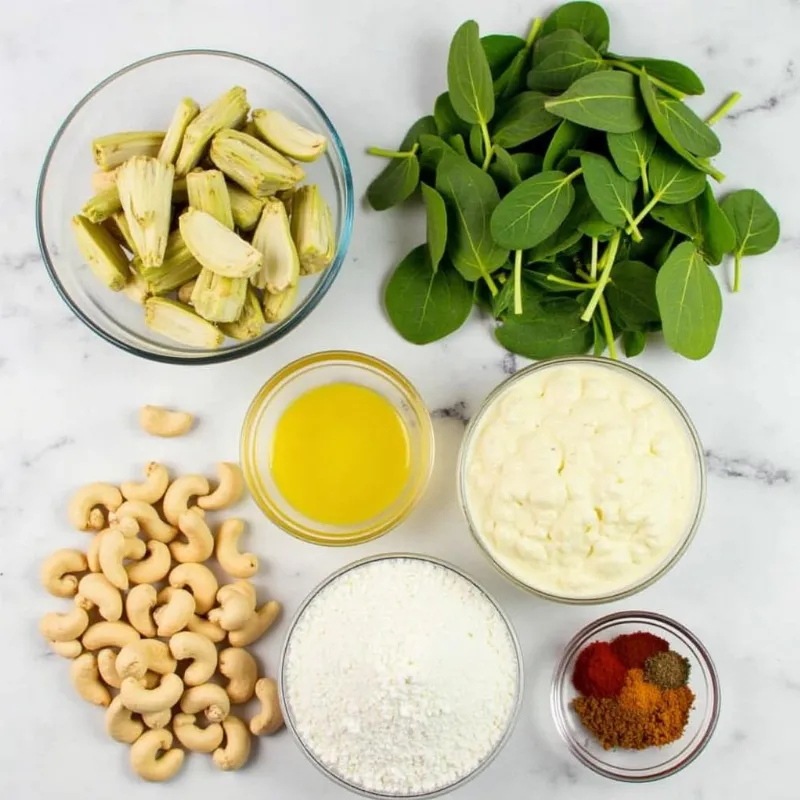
[480,123,494,171]
[705,92,742,126]
[640,162,650,198]
[565,167,583,184]
[581,232,620,322]
[547,274,598,289]
[625,211,643,243]
[484,270,499,296]
[733,252,742,292]
[366,145,417,159]
[525,17,543,48]
[576,268,593,283]
[627,191,663,234]
[590,237,599,280]
[598,296,618,359]
[605,60,685,100]
[513,251,523,314]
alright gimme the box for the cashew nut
[76,573,123,621]
[215,519,258,579]
[48,639,82,659]
[212,715,251,771]
[68,482,122,531]
[88,528,146,574]
[130,729,185,782]
[70,652,111,707]
[162,474,210,526]
[120,673,184,714]
[142,709,172,729]
[112,500,177,543]
[40,602,90,643]
[229,601,282,648]
[106,695,145,743]
[153,588,196,637]
[82,621,140,651]
[173,713,224,753]
[40,549,87,598]
[169,632,218,686]
[250,677,284,736]
[208,583,256,632]
[218,647,258,704]
[198,462,245,511]
[169,509,214,564]
[140,405,194,438]
[125,584,158,637]
[120,462,170,504]
[97,647,122,689]
[180,683,231,723]
[111,516,140,537]
[97,527,130,591]
[230,579,257,604]
[116,639,176,680]
[187,614,227,644]
[169,563,218,614]
[126,541,171,585]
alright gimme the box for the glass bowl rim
[35,48,354,365]
[550,609,722,782]
[240,350,435,546]
[457,355,708,604]
[278,552,525,799]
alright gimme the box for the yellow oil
[271,382,411,526]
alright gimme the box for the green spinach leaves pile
[367,1,780,360]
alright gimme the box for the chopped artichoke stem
[159,98,201,164]
[220,286,265,340]
[251,197,300,294]
[121,270,151,304]
[290,184,335,275]
[92,131,165,170]
[110,211,138,255]
[228,184,265,231]
[81,187,122,223]
[178,208,262,279]
[144,297,224,349]
[191,269,248,323]
[116,156,174,268]
[186,169,234,229]
[252,109,328,162]
[263,282,298,323]
[137,229,202,294]
[178,279,197,305]
[71,215,130,291]
[209,129,304,197]
[91,167,120,194]
[175,87,250,176]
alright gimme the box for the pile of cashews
[39,460,284,782]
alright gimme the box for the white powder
[283,557,520,796]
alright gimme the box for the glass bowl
[457,356,707,604]
[551,611,721,782]
[241,351,434,545]
[36,50,354,364]
[278,553,524,799]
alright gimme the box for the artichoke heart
[220,286,266,341]
[186,169,234,229]
[137,229,202,295]
[251,197,300,294]
[228,184,265,231]
[71,215,130,291]
[159,97,200,165]
[92,131,165,170]
[81,187,122,223]
[251,109,327,162]
[144,297,224,349]
[290,184,335,275]
[191,269,248,323]
[179,208,262,279]
[263,282,298,323]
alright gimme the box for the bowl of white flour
[279,554,523,798]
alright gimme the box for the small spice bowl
[551,611,721,782]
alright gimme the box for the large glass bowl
[36,50,353,364]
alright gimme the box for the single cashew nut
[127,541,171,585]
[215,519,258,579]
[169,563,218,614]
[121,462,170,504]
[106,695,145,743]
[130,729,185,782]
[112,500,177,543]
[48,639,82,659]
[180,683,231,723]
[213,715,251,771]
[40,603,90,643]
[229,601,282,648]
[208,584,256,632]
[82,621,141,651]
[169,631,218,686]
[126,584,158,637]
[87,528,146,574]
[250,677,284,735]
[170,509,214,564]
[173,713,224,753]
[154,588,196,637]
[97,647,122,689]
[198,462,245,511]
[140,405,194,438]
[98,528,129,591]
[162,475,210,526]
[120,673,184,714]
[142,709,172,729]
[70,652,111,707]
[117,639,176,680]
[40,549,87,598]
[219,647,258,704]
[187,614,226,644]
[111,516,140,537]
[124,536,147,560]
[68,482,122,531]
[76,573,123,621]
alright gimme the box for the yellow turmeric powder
[618,669,662,713]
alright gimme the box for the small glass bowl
[36,50,353,364]
[457,356,707,604]
[240,351,434,545]
[551,611,721,782]
[279,553,525,799]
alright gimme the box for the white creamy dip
[464,362,699,598]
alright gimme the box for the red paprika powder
[572,641,627,698]
[611,631,669,670]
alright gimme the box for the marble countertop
[2,0,799,797]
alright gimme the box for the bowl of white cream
[458,357,706,604]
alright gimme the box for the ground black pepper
[644,650,690,689]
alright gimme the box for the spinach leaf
[657,97,720,158]
[492,274,515,317]
[607,127,656,183]
[544,120,587,171]
[482,34,525,78]
[492,91,560,148]
[385,246,473,344]
[579,152,637,230]
[512,153,544,180]
[491,170,578,249]
[623,330,647,357]
[449,134,468,158]
[648,146,707,205]
[654,231,677,268]
[526,261,584,293]
[448,20,495,125]
[528,30,606,92]
[655,241,722,359]
[541,1,611,53]
[651,200,701,239]
[401,116,438,148]
[421,183,448,272]
[579,205,616,239]
[605,260,659,328]
[697,183,735,266]
[494,47,531,99]
[544,71,645,133]
[605,54,705,95]
[489,145,523,188]
[366,155,420,211]
[434,93,469,138]
[468,124,485,164]
[419,134,458,172]
[525,181,593,261]
[436,154,509,282]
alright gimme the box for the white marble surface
[2,0,799,796]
